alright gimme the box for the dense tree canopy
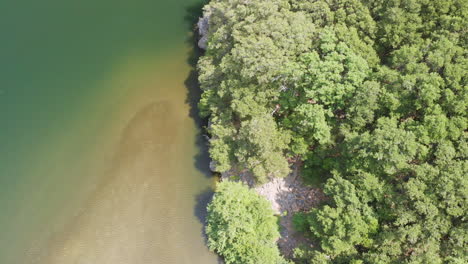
[205,181,287,264]
[199,0,467,263]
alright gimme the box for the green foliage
[199,0,468,263]
[307,175,378,257]
[206,181,288,264]
[236,114,291,183]
[292,212,309,233]
[198,0,316,181]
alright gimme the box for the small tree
[206,181,288,264]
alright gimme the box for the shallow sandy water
[23,53,219,264]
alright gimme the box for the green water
[0,0,218,263]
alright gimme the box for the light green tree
[206,181,288,264]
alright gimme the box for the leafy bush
[292,212,309,233]
[206,181,288,264]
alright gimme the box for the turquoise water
[0,0,217,263]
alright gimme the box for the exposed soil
[220,163,326,257]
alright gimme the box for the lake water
[0,0,218,263]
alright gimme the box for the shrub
[206,181,288,264]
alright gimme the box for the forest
[197,0,467,263]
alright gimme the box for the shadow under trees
[183,1,223,263]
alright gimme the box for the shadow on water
[184,0,211,178]
[195,189,224,263]
[183,1,223,263]
[194,188,215,226]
